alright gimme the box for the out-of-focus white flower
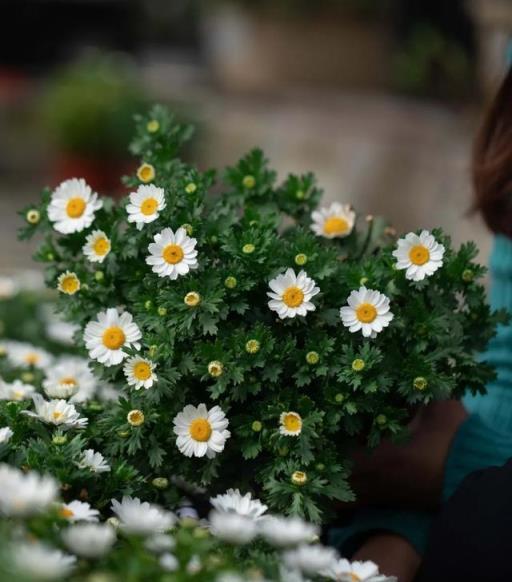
[0,276,19,299]
[160,553,179,572]
[22,394,88,429]
[12,541,76,580]
[0,379,36,401]
[311,202,355,239]
[145,533,176,553]
[111,496,176,535]
[43,357,97,402]
[282,544,339,577]
[0,464,58,517]
[258,515,318,547]
[322,558,397,582]
[62,523,116,558]
[6,341,52,369]
[210,489,267,520]
[59,500,99,522]
[46,319,80,346]
[0,426,14,444]
[76,449,110,473]
[209,510,257,544]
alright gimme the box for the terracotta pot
[51,153,135,198]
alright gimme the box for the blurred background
[1,0,512,273]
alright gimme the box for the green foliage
[19,105,505,524]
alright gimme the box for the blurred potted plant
[200,0,394,91]
[41,52,147,195]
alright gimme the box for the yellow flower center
[60,377,77,386]
[24,353,40,365]
[140,197,158,216]
[189,418,212,442]
[323,216,349,236]
[59,507,74,519]
[350,575,361,582]
[409,244,430,266]
[184,292,201,307]
[60,275,80,294]
[355,303,377,323]
[102,326,126,350]
[127,410,145,426]
[291,471,307,485]
[133,361,152,381]
[283,413,302,433]
[163,244,184,265]
[93,237,110,256]
[137,164,155,183]
[52,411,64,421]
[282,286,304,308]
[66,197,86,218]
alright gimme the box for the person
[331,67,512,581]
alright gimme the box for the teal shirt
[332,235,512,554]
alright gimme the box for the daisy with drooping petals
[0,379,36,401]
[311,202,355,239]
[59,500,99,523]
[127,185,166,230]
[209,510,257,544]
[146,227,198,280]
[43,357,96,402]
[6,340,52,369]
[123,356,157,390]
[267,268,320,319]
[12,542,76,580]
[22,394,88,429]
[84,308,142,367]
[83,229,111,263]
[111,496,176,535]
[279,411,303,437]
[76,449,111,473]
[210,489,267,520]
[392,230,445,282]
[322,558,396,582]
[340,286,394,339]
[47,178,102,234]
[0,426,13,444]
[57,271,80,295]
[62,523,116,559]
[0,464,58,517]
[173,403,230,458]
[258,515,318,547]
[283,544,339,577]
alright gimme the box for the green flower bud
[242,243,255,254]
[245,339,260,354]
[316,463,325,471]
[208,360,223,377]
[117,430,130,439]
[242,175,256,189]
[26,209,40,224]
[295,190,305,200]
[149,344,158,358]
[210,235,218,244]
[224,276,237,289]
[352,358,365,372]
[184,292,201,307]
[359,277,369,286]
[193,526,209,539]
[147,119,160,133]
[251,420,263,432]
[413,377,428,391]
[94,271,104,282]
[335,393,344,403]
[52,435,68,446]
[462,269,474,283]
[144,300,153,311]
[87,401,104,412]
[157,306,167,316]
[291,470,307,485]
[46,252,55,261]
[152,477,169,490]
[295,253,308,266]
[278,446,289,456]
[182,223,193,236]
[185,182,197,194]
[306,351,319,365]
[376,414,387,426]
[21,372,34,383]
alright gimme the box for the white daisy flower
[145,533,176,553]
[62,523,116,559]
[210,489,267,520]
[209,510,257,544]
[258,515,318,547]
[146,227,198,280]
[6,341,52,369]
[59,500,99,522]
[12,542,76,580]
[84,307,142,367]
[127,184,166,230]
[392,230,445,282]
[46,319,79,346]
[43,357,97,402]
[173,403,230,459]
[282,544,339,577]
[0,464,58,517]
[47,178,102,234]
[0,276,19,299]
[311,202,355,239]
[123,356,157,390]
[0,379,36,401]
[322,558,396,582]
[279,565,308,582]
[340,286,394,338]
[76,449,111,473]
[111,496,176,536]
[83,229,111,263]
[267,268,320,319]
[22,394,88,429]
[279,411,303,437]
[160,553,179,572]
[0,426,13,444]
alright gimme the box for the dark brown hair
[473,68,512,235]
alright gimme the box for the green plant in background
[41,53,147,160]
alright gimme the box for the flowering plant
[15,105,505,524]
